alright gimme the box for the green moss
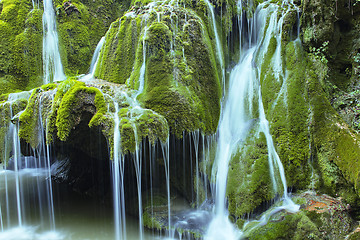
[56,85,106,141]
[41,83,57,91]
[227,131,275,217]
[46,78,85,141]
[119,121,136,153]
[56,0,131,77]
[349,232,360,240]
[0,93,9,102]
[264,41,311,188]
[245,211,321,240]
[306,52,360,201]
[142,17,220,136]
[97,3,221,137]
[18,88,42,147]
[141,193,168,230]
[96,15,142,83]
[0,102,11,163]
[143,211,162,230]
[132,109,169,144]
[0,0,43,94]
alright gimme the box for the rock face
[95,1,221,136]
[1,0,360,238]
[243,191,356,239]
[0,0,43,93]
[0,0,130,94]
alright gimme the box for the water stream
[80,37,106,81]
[205,1,299,239]
[42,0,66,84]
[0,0,302,239]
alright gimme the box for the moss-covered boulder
[17,78,169,157]
[96,1,221,136]
[54,0,131,76]
[0,0,43,94]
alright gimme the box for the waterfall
[112,102,127,240]
[135,25,148,100]
[32,0,39,9]
[43,0,66,84]
[0,91,61,239]
[205,1,299,239]
[81,37,106,81]
[88,37,106,79]
[161,140,171,237]
[131,117,144,240]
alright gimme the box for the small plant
[309,41,329,65]
[353,53,360,63]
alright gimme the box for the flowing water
[112,102,126,240]
[88,37,106,80]
[0,0,302,239]
[205,1,299,239]
[42,0,66,84]
[80,37,106,81]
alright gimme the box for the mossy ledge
[17,78,169,156]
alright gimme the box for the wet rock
[51,157,70,183]
[6,156,39,170]
[300,191,356,239]
[63,1,79,16]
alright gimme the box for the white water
[135,25,148,99]
[205,1,299,239]
[88,37,106,79]
[43,0,66,84]
[112,102,127,240]
[80,37,106,81]
[161,141,171,238]
[31,0,39,9]
[132,121,144,240]
[0,91,58,238]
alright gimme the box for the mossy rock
[55,0,131,76]
[97,2,221,137]
[227,130,277,219]
[0,0,43,94]
[261,39,312,189]
[244,211,322,240]
[16,78,169,159]
[0,97,28,163]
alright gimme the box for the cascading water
[112,101,127,240]
[0,91,62,239]
[205,1,299,239]
[0,0,307,239]
[43,0,66,84]
[88,37,106,79]
[136,26,148,99]
[81,37,106,81]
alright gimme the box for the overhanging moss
[56,85,107,141]
[18,88,42,147]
